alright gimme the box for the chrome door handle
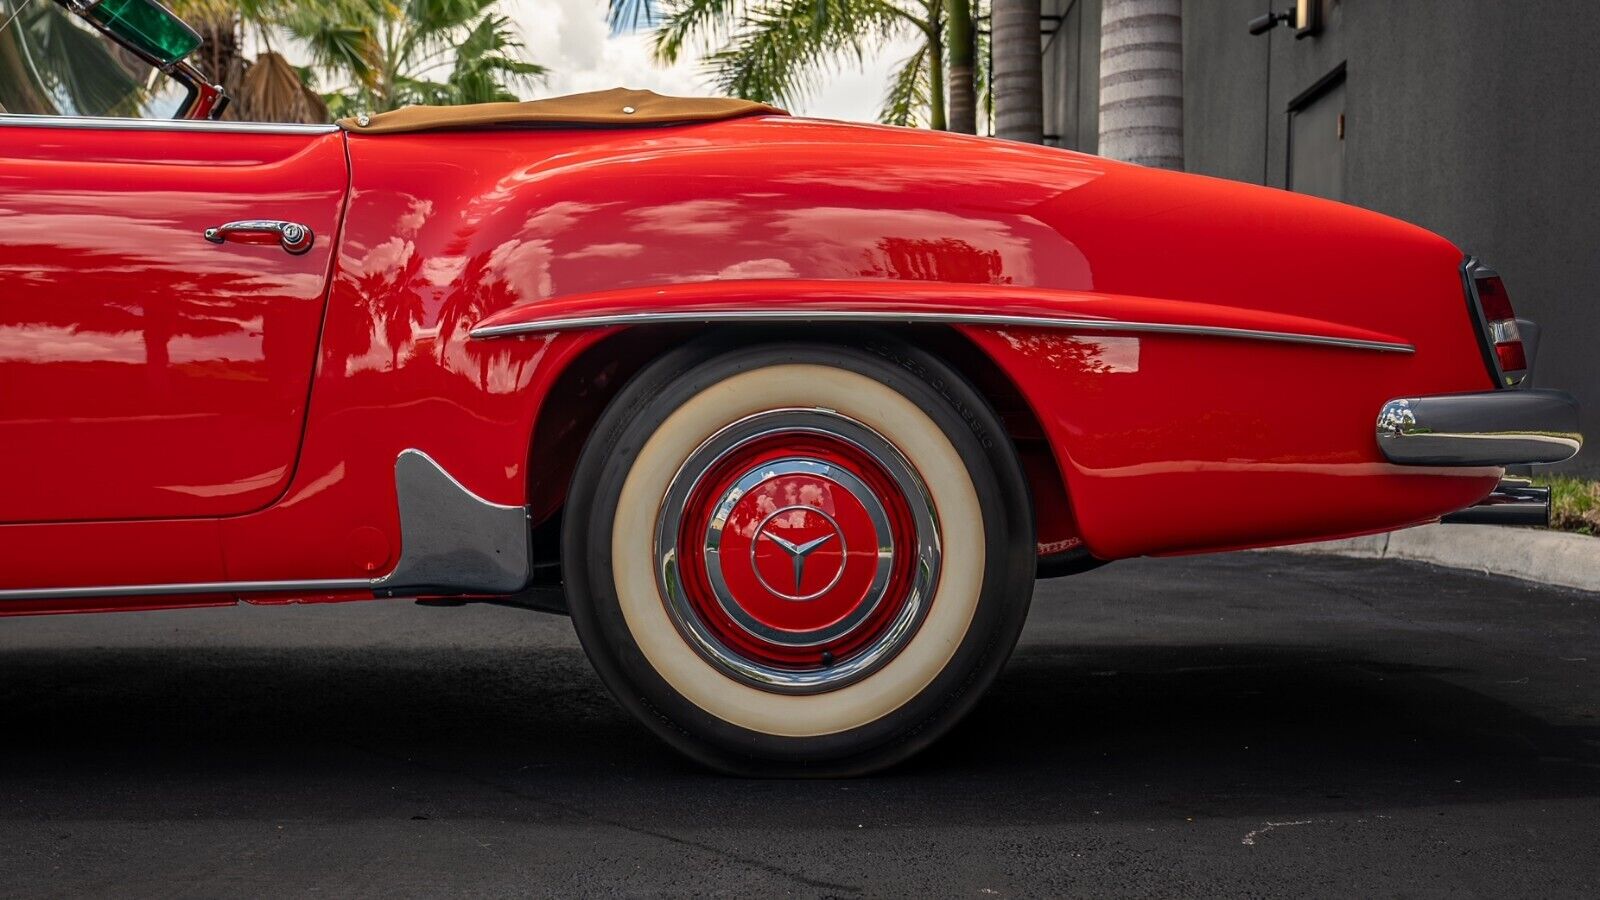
[203,219,315,255]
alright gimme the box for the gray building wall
[1044,0,1598,475]
[1041,0,1100,152]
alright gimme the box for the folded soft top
[337,87,787,134]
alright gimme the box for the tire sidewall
[563,333,1035,775]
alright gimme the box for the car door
[0,118,347,523]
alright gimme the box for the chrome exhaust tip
[1440,478,1550,527]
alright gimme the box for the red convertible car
[0,0,1581,774]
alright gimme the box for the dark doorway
[1287,65,1346,201]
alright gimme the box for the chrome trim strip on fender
[0,450,530,602]
[0,113,340,134]
[1376,389,1582,466]
[469,309,1416,353]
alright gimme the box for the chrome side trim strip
[469,309,1415,353]
[0,113,339,135]
[0,576,366,602]
[0,450,530,602]
[1376,389,1582,466]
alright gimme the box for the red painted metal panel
[0,516,225,592]
[958,326,1500,558]
[0,127,348,522]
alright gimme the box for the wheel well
[524,324,1083,567]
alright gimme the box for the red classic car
[0,0,1581,774]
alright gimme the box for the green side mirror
[81,0,201,66]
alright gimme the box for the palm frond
[405,0,499,34]
[705,0,904,107]
[455,12,529,66]
[398,0,499,69]
[392,74,456,106]
[608,0,662,34]
[232,50,331,123]
[879,42,927,126]
[445,12,546,103]
[267,0,546,112]
[275,3,379,91]
[651,0,743,64]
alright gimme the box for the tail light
[1465,262,1527,387]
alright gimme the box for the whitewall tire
[562,334,1034,775]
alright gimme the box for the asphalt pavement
[2,553,1597,898]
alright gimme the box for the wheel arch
[522,324,1088,573]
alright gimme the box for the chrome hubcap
[655,409,941,694]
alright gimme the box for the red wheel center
[673,433,918,670]
[723,477,876,632]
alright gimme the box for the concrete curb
[1272,523,1600,593]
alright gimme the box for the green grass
[1540,475,1600,536]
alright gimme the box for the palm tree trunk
[992,0,1042,142]
[945,0,976,133]
[1097,0,1183,169]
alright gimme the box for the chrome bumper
[1376,389,1581,466]
[1439,478,1550,526]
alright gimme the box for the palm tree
[990,0,1040,142]
[168,0,331,122]
[624,0,982,131]
[277,0,548,115]
[1097,0,1182,168]
[170,0,247,92]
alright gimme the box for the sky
[502,0,919,123]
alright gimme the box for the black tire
[562,332,1034,776]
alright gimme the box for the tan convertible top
[338,87,787,134]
